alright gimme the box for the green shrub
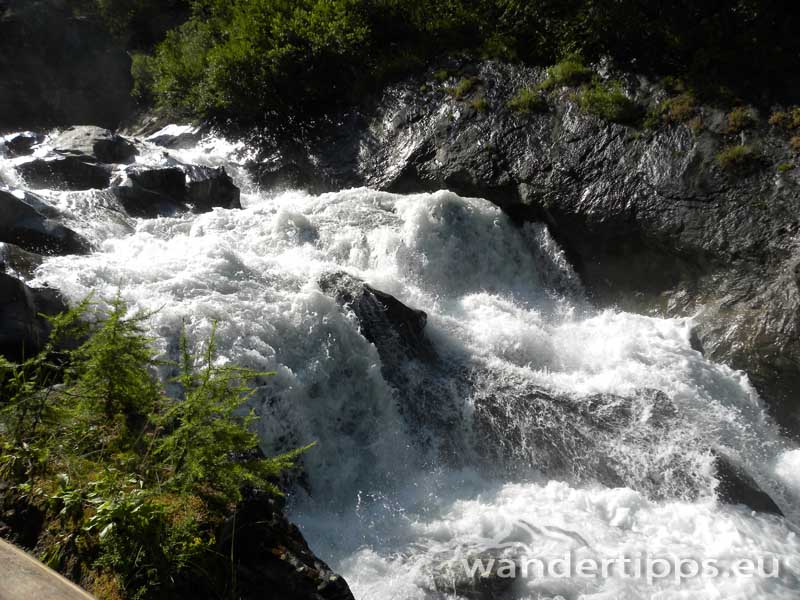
[0,297,310,599]
[433,69,450,82]
[716,144,762,173]
[726,106,755,133]
[470,95,489,112]
[449,77,480,99]
[128,1,800,127]
[577,82,641,125]
[661,92,698,124]
[507,87,548,113]
[777,162,794,172]
[769,108,800,130]
[539,54,593,90]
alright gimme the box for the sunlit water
[4,129,800,599]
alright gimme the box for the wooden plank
[0,538,95,600]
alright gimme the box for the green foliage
[128,1,800,126]
[791,136,800,154]
[726,106,755,133]
[433,69,451,83]
[777,162,794,173]
[716,144,762,174]
[577,82,641,125]
[449,77,479,99]
[507,86,548,114]
[470,96,489,112]
[538,54,592,90]
[0,297,309,600]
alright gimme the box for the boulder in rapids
[52,126,138,164]
[0,272,66,362]
[318,271,434,361]
[0,187,90,255]
[16,156,112,190]
[0,242,44,279]
[713,450,783,516]
[111,164,241,217]
[111,166,187,218]
[184,164,242,212]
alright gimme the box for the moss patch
[507,87,548,113]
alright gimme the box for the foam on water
[6,131,799,598]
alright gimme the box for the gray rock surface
[16,157,112,190]
[0,272,66,362]
[0,187,90,255]
[52,126,138,164]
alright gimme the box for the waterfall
[6,129,800,599]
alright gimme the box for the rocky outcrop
[0,272,66,362]
[258,60,800,437]
[0,0,133,131]
[0,188,90,255]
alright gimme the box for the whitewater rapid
[6,130,800,599]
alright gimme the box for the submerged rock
[16,156,112,190]
[0,272,66,362]
[0,188,90,255]
[52,126,137,164]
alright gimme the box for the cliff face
[0,0,133,131]
[249,59,800,437]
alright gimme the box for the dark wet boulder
[184,165,242,212]
[52,126,137,164]
[111,166,187,218]
[0,188,90,254]
[16,156,112,190]
[0,242,44,279]
[0,272,67,362]
[3,132,43,157]
[209,492,355,600]
[319,271,434,361]
[129,166,186,197]
[111,164,241,218]
[713,450,783,516]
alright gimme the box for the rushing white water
[7,130,800,599]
